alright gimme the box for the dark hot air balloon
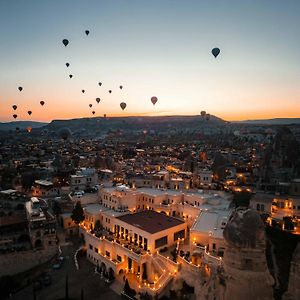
[62,39,69,47]
[13,114,18,119]
[151,96,158,105]
[40,101,45,106]
[82,90,85,93]
[200,111,206,116]
[85,30,90,36]
[120,102,126,110]
[104,114,106,118]
[18,87,23,92]
[12,105,17,110]
[66,63,70,67]
[89,104,92,108]
[109,90,112,94]
[212,48,220,58]
[69,74,73,79]
[98,82,102,86]
[27,111,32,115]
[119,85,123,89]
[96,98,100,103]
[92,111,95,115]
[59,127,72,141]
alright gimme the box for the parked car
[33,280,42,291]
[42,274,52,286]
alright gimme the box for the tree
[94,220,103,233]
[65,274,69,300]
[233,191,251,208]
[52,200,61,216]
[71,201,84,225]
[123,279,136,298]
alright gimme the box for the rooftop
[34,180,53,187]
[116,210,184,234]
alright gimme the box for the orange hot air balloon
[26,126,32,133]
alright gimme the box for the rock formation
[222,208,274,300]
[283,242,300,300]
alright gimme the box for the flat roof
[192,209,231,235]
[116,210,184,234]
[34,180,53,186]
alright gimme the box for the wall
[0,247,57,276]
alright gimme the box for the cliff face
[283,242,300,300]
[222,209,274,300]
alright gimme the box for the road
[12,236,121,300]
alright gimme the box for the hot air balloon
[119,85,123,89]
[104,114,106,118]
[62,39,69,47]
[13,114,17,119]
[12,105,17,110]
[109,90,112,94]
[89,104,92,108]
[98,82,102,86]
[96,98,100,103]
[212,48,220,58]
[69,74,73,79]
[27,111,32,115]
[66,63,70,67]
[200,111,206,116]
[151,96,158,105]
[82,90,85,93]
[26,126,32,133]
[18,87,23,92]
[92,111,95,115]
[40,101,45,106]
[59,127,72,141]
[120,102,126,110]
[85,30,90,36]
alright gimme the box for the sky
[0,0,299,122]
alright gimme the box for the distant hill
[44,115,226,134]
[0,121,48,131]
[235,118,300,125]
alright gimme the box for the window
[94,247,98,253]
[241,258,253,270]
[174,230,185,241]
[155,236,168,249]
[89,244,93,250]
[105,251,110,257]
[117,255,122,262]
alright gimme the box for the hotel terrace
[79,185,232,296]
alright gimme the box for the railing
[203,250,222,266]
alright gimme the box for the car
[33,280,42,291]
[52,263,61,270]
[74,192,83,198]
[42,274,52,286]
[58,256,64,263]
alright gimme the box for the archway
[35,239,42,248]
